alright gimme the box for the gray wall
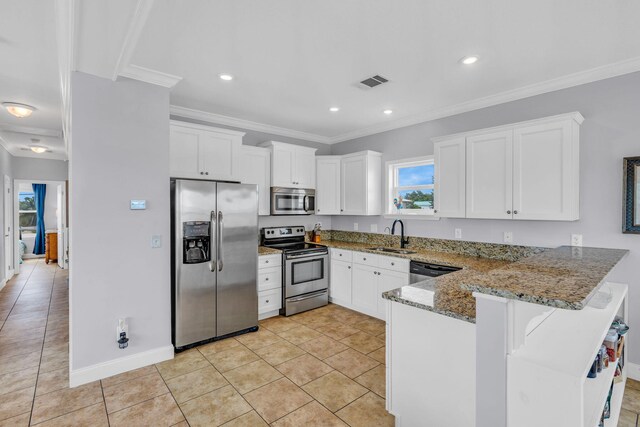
[330,71,640,364]
[70,72,172,372]
[12,157,68,181]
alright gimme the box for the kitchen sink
[367,247,416,255]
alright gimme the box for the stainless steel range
[261,226,329,316]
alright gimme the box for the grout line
[155,365,190,425]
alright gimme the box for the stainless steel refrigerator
[171,179,259,350]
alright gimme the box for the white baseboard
[0,278,6,292]
[628,362,640,382]
[69,345,174,388]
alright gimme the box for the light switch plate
[571,234,583,247]
[503,231,513,244]
[455,228,462,239]
[354,223,359,231]
[151,235,162,248]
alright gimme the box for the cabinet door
[466,131,513,219]
[170,126,200,179]
[239,146,271,215]
[330,260,352,306]
[434,137,466,218]
[199,131,241,181]
[513,120,576,220]
[272,145,296,187]
[295,149,316,189]
[377,269,409,320]
[316,157,341,215]
[341,155,367,215]
[351,264,378,317]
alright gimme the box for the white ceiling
[127,0,640,141]
[0,0,65,159]
[4,0,640,155]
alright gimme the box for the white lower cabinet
[329,248,409,320]
[258,254,282,319]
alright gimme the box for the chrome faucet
[391,219,409,248]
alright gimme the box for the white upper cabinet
[259,141,317,189]
[169,121,244,181]
[316,156,341,215]
[434,137,466,218]
[512,120,579,220]
[239,145,271,216]
[341,151,382,216]
[466,130,514,219]
[436,112,583,221]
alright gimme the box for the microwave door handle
[217,211,223,271]
[303,195,309,212]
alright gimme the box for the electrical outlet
[354,223,359,231]
[116,318,129,341]
[151,235,162,248]
[503,231,513,244]
[455,228,462,239]
[371,224,378,233]
[571,234,583,247]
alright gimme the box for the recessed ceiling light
[461,55,479,65]
[3,102,35,118]
[383,109,393,115]
[219,74,234,81]
[329,107,340,112]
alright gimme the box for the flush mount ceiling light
[329,107,340,112]
[461,55,479,65]
[219,73,234,81]
[383,109,393,115]
[30,146,47,154]
[2,102,36,118]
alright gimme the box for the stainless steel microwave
[270,187,315,215]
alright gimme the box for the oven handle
[288,289,328,303]
[286,251,328,260]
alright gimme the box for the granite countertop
[258,246,282,256]
[319,240,628,323]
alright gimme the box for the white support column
[474,293,508,427]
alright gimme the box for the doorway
[4,175,13,283]
[13,179,67,275]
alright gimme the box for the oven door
[284,252,328,298]
[271,188,315,215]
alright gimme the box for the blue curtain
[32,184,46,255]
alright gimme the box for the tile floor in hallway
[1,259,639,426]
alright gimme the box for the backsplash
[308,230,546,261]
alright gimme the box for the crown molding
[169,105,331,144]
[120,64,183,88]
[112,0,155,81]
[327,56,640,144]
[0,124,63,139]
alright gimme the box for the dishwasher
[409,260,461,284]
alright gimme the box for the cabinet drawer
[352,251,379,267]
[258,288,281,314]
[378,256,409,273]
[258,267,281,292]
[331,248,352,262]
[259,254,281,269]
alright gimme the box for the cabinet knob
[265,260,269,263]
[341,209,344,212]
[507,210,512,214]
[434,209,438,213]
[200,172,204,175]
[266,299,269,303]
[363,257,367,261]
[205,172,209,175]
[348,266,351,269]
[514,210,518,214]
[265,277,269,281]
[391,262,395,266]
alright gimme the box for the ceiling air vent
[359,75,389,88]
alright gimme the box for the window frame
[18,191,37,234]
[385,156,435,217]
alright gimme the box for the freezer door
[216,183,259,336]
[172,179,217,348]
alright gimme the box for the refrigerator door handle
[210,210,217,272]
[217,211,224,271]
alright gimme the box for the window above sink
[386,156,435,218]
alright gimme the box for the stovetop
[262,241,326,252]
